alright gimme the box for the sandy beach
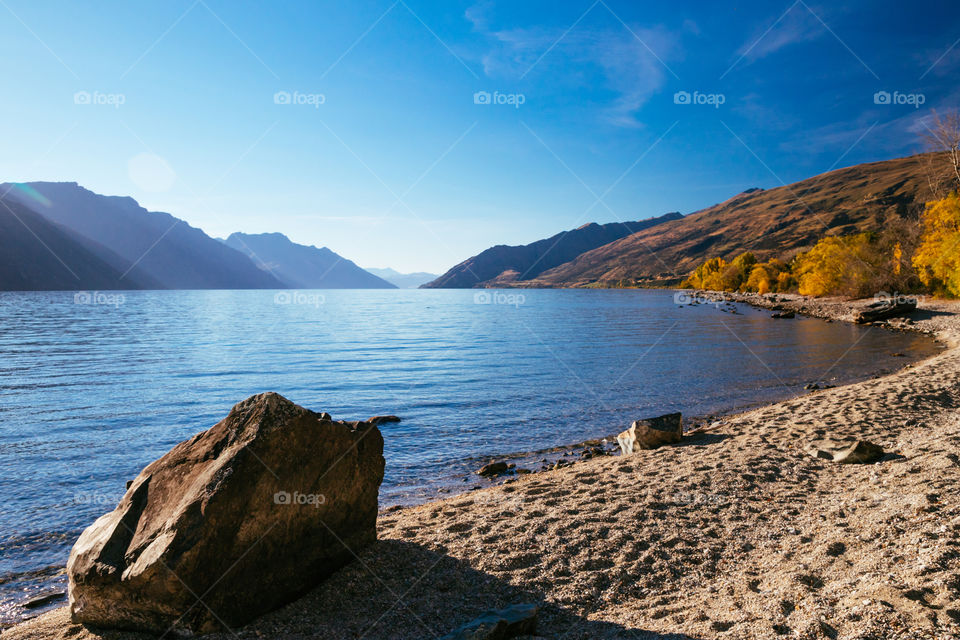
[6,295,960,640]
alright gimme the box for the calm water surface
[0,289,942,624]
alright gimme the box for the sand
[6,295,960,640]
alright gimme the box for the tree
[876,216,924,293]
[913,193,960,297]
[920,109,960,195]
[792,233,877,297]
[745,259,789,294]
[681,257,727,290]
[725,252,757,291]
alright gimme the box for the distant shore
[8,294,960,639]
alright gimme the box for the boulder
[855,299,917,324]
[367,415,401,425]
[67,392,385,634]
[804,439,884,464]
[771,310,795,319]
[440,603,538,640]
[617,413,683,454]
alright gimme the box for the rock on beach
[617,412,683,454]
[67,392,385,634]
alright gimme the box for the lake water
[0,289,942,626]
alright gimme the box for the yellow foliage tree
[776,270,794,292]
[912,193,960,297]
[684,254,790,293]
[681,257,727,290]
[792,233,877,297]
[745,259,789,294]
[724,252,757,291]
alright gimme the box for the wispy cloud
[723,3,877,81]
[466,2,689,127]
[919,36,960,79]
[735,3,825,63]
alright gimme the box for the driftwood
[854,299,917,324]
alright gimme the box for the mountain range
[0,182,397,291]
[0,153,941,292]
[2,182,281,290]
[423,153,937,288]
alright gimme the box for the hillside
[529,153,935,286]
[422,212,683,288]
[0,195,152,291]
[2,182,283,290]
[224,233,396,289]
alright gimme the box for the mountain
[528,154,935,286]
[0,193,153,291]
[422,212,683,288]
[365,268,438,289]
[224,232,397,289]
[2,182,282,289]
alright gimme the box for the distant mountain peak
[229,231,289,241]
[366,267,438,289]
[224,232,396,289]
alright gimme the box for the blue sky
[0,0,958,273]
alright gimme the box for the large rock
[854,299,917,324]
[67,392,385,634]
[617,413,683,454]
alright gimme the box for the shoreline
[8,294,960,639]
[384,291,945,508]
[3,289,936,630]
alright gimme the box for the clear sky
[1,1,958,273]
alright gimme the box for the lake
[0,288,942,625]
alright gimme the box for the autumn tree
[727,252,758,290]
[745,259,789,294]
[913,192,960,297]
[792,234,878,297]
[681,257,727,290]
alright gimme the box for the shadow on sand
[63,539,700,640]
[908,308,953,322]
[238,539,702,639]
